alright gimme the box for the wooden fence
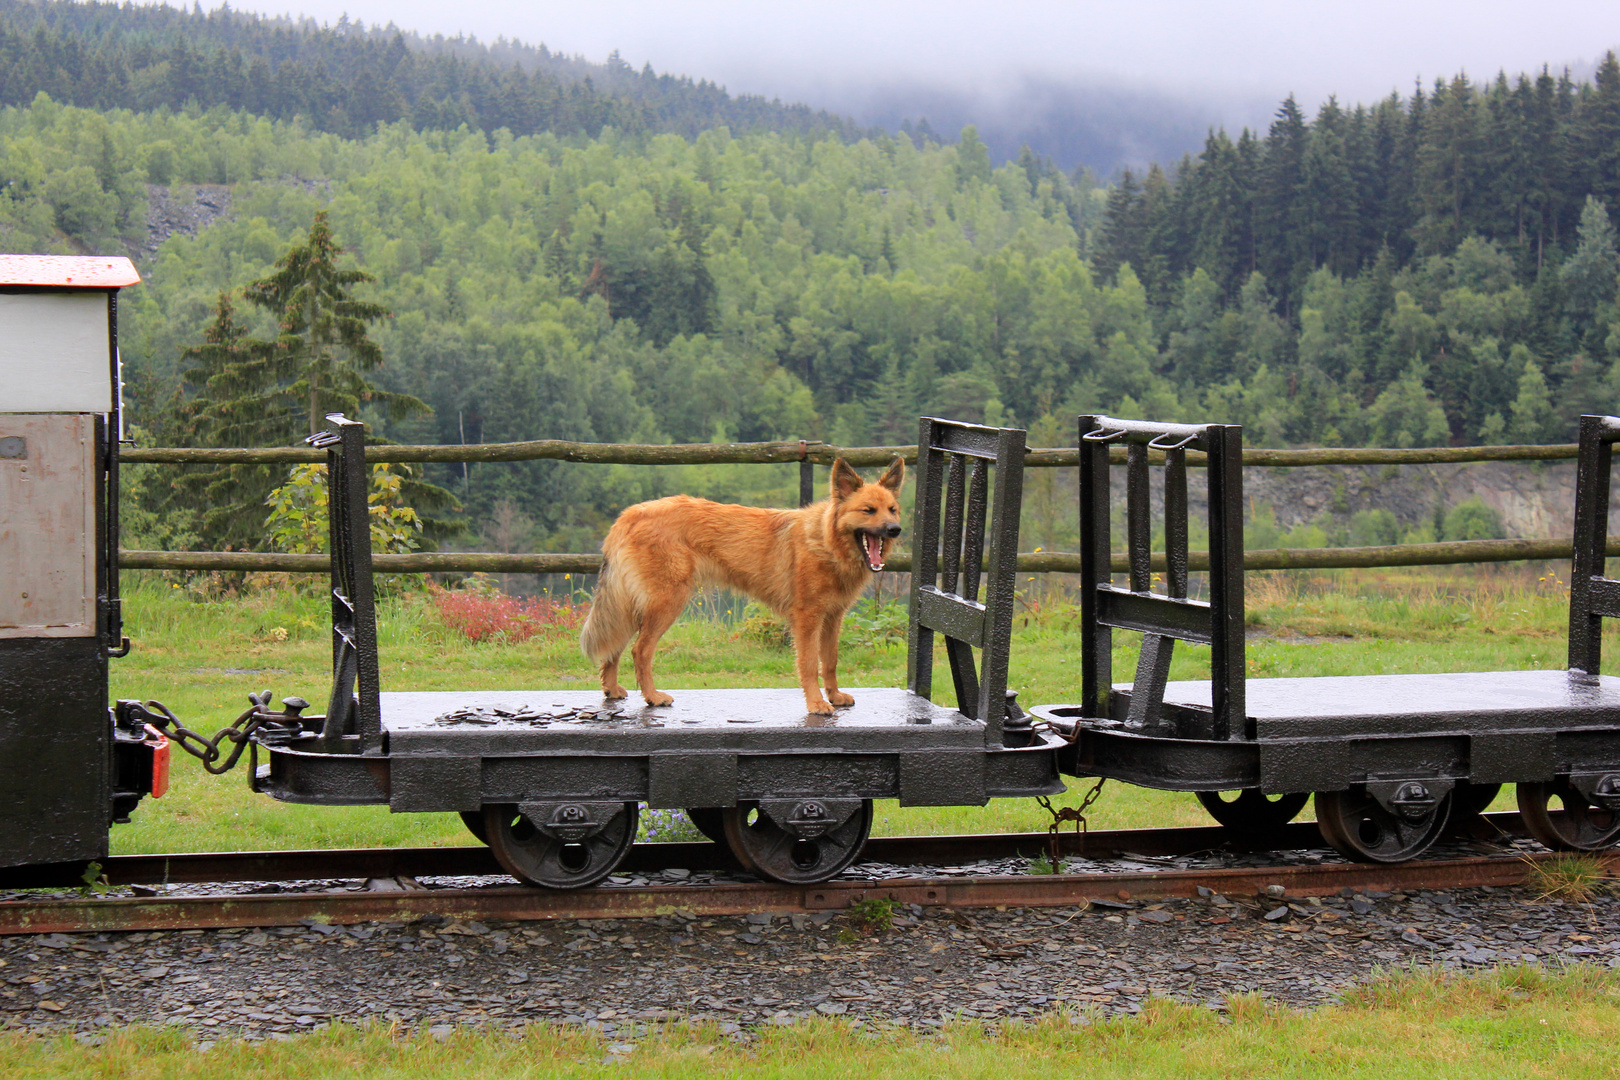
[117,438,1594,576]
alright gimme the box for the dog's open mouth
[856,530,885,572]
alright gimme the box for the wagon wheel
[1314,786,1452,864]
[458,810,490,844]
[721,799,873,885]
[484,802,638,889]
[1195,790,1309,832]
[684,808,728,844]
[1517,779,1620,852]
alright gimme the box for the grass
[1527,855,1613,902]
[4,966,1620,1077]
[106,565,1593,855]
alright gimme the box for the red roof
[0,255,140,288]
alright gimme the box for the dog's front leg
[820,613,853,708]
[792,609,834,714]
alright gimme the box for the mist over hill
[813,73,1276,177]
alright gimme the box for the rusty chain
[119,692,303,776]
[1036,778,1107,867]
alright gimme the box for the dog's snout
[882,523,902,539]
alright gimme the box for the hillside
[2,17,1620,554]
[0,0,869,142]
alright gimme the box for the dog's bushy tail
[580,558,637,666]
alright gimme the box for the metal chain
[1036,778,1107,866]
[123,693,296,776]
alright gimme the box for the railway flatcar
[129,413,1067,889]
[1032,414,1620,863]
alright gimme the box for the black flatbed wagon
[1032,414,1620,863]
[209,415,1066,888]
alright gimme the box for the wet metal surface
[385,688,981,754]
[1147,669,1620,737]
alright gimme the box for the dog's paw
[643,690,674,707]
[603,685,628,700]
[828,690,855,708]
[806,698,835,715]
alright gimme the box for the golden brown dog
[580,457,906,714]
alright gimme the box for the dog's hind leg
[631,592,687,707]
[819,612,854,709]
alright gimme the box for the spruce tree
[174,292,302,552]
[1563,196,1619,345]
[244,209,427,437]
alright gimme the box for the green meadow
[4,967,1618,1079]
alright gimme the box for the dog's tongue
[863,533,884,572]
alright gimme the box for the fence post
[799,440,814,507]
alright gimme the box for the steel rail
[1,852,1602,937]
[0,820,1334,890]
[1,815,1592,935]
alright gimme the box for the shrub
[266,462,423,555]
[1443,498,1506,541]
[1349,508,1401,547]
[736,601,791,649]
[429,586,583,644]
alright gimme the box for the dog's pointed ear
[830,458,864,501]
[877,455,905,494]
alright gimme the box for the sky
[227,0,1620,114]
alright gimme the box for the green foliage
[265,462,423,555]
[1564,196,1620,341]
[0,0,868,145]
[7,48,1620,556]
[1508,360,1558,444]
[1349,508,1401,547]
[244,209,428,437]
[735,602,791,650]
[846,896,898,933]
[842,597,909,650]
[1367,362,1452,448]
[1442,498,1506,542]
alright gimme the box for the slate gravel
[4,883,1618,1043]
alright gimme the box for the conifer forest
[3,1,1620,553]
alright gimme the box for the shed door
[0,414,98,637]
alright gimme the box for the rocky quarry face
[142,184,233,260]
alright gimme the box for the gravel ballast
[3,882,1617,1041]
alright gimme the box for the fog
[142,0,1620,171]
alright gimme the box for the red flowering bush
[429,587,584,644]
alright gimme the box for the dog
[580,457,906,715]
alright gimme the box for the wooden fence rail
[119,535,1599,577]
[119,439,1580,469]
[116,437,1589,576]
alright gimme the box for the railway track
[1,814,1607,935]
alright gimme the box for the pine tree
[1508,359,1557,442]
[1563,195,1619,344]
[1256,95,1309,308]
[175,292,304,551]
[243,210,427,436]
[1574,52,1620,209]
